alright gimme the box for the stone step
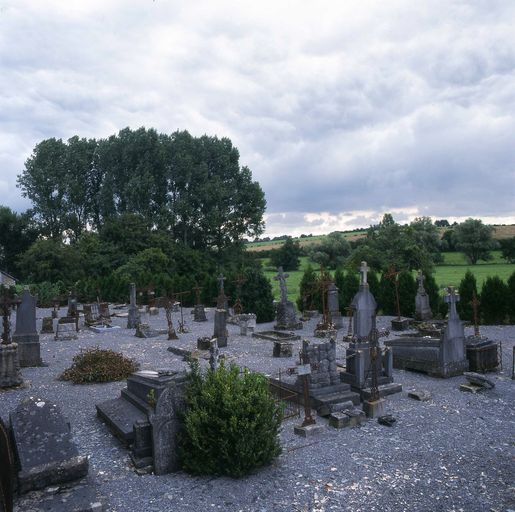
[311,383,352,398]
[360,383,403,400]
[96,398,147,445]
[313,390,360,406]
[121,388,153,414]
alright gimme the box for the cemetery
[0,267,513,512]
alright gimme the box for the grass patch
[59,347,139,384]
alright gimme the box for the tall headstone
[274,267,302,330]
[209,338,219,371]
[192,285,207,322]
[10,396,89,493]
[12,289,42,367]
[127,283,141,329]
[340,262,400,398]
[213,309,228,347]
[326,282,343,329]
[415,271,432,321]
[150,381,185,475]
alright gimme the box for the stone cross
[444,286,460,320]
[0,290,20,345]
[417,270,425,292]
[385,266,401,320]
[359,261,369,285]
[217,274,226,294]
[232,274,247,315]
[209,338,219,371]
[192,284,202,306]
[274,267,289,304]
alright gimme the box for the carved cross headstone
[444,286,460,320]
[163,298,179,340]
[192,284,202,306]
[416,270,425,292]
[385,266,401,320]
[274,267,290,304]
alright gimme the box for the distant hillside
[246,224,515,252]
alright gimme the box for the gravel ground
[1,308,514,512]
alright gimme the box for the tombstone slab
[0,343,24,388]
[10,397,89,494]
[41,317,54,334]
[193,304,207,322]
[12,289,42,367]
[415,271,432,321]
[127,283,141,329]
[213,309,228,348]
[408,390,432,401]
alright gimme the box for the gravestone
[340,262,401,399]
[41,317,54,334]
[327,282,343,329]
[213,309,228,347]
[84,304,100,326]
[67,291,78,318]
[209,338,219,370]
[273,340,293,357]
[127,283,141,329]
[150,381,186,475]
[238,313,256,335]
[0,291,24,389]
[197,337,211,350]
[0,417,14,512]
[96,370,188,470]
[12,289,43,367]
[274,267,302,330]
[385,287,469,377]
[192,285,207,322]
[415,271,432,321]
[10,396,89,493]
[135,324,167,339]
[55,317,78,341]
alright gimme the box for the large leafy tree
[453,218,495,264]
[271,237,301,271]
[499,237,515,263]
[17,128,266,250]
[0,206,38,276]
[308,231,351,269]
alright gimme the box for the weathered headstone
[0,290,23,389]
[272,340,293,357]
[340,262,400,398]
[127,283,141,329]
[213,309,228,347]
[209,338,219,370]
[274,267,302,331]
[150,382,185,475]
[10,396,89,493]
[55,317,78,341]
[0,417,14,512]
[41,316,54,334]
[415,271,432,321]
[99,303,111,323]
[12,289,43,367]
[327,282,343,329]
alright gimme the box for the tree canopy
[453,218,495,264]
[18,128,266,250]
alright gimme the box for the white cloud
[0,0,514,235]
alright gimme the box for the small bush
[480,276,508,325]
[178,362,283,477]
[59,347,139,384]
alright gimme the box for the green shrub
[480,276,508,325]
[507,271,515,324]
[297,264,319,311]
[457,270,478,321]
[59,347,139,384]
[179,362,283,477]
[335,269,360,313]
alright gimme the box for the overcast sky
[1,0,514,237]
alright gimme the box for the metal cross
[385,266,401,320]
[470,291,481,337]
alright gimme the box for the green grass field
[262,252,515,301]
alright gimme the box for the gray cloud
[0,0,514,236]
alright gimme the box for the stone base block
[346,408,366,427]
[0,344,24,388]
[13,334,43,368]
[314,329,337,339]
[272,341,293,358]
[41,317,54,334]
[328,412,350,429]
[391,318,411,331]
[408,390,431,401]
[197,337,212,350]
[363,398,386,418]
[274,322,303,331]
[294,423,324,437]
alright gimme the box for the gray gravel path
[1,308,514,512]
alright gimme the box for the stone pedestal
[213,309,228,348]
[363,398,386,418]
[197,337,211,350]
[14,334,43,367]
[415,292,432,321]
[193,305,207,322]
[13,289,43,367]
[41,317,54,334]
[465,336,498,372]
[274,301,302,331]
[272,340,293,358]
[391,318,410,331]
[0,344,24,388]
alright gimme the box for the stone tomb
[9,396,89,493]
[12,289,43,367]
[465,335,499,373]
[340,265,400,399]
[96,370,188,472]
[385,287,469,378]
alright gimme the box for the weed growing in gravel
[59,347,139,384]
[179,361,283,477]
